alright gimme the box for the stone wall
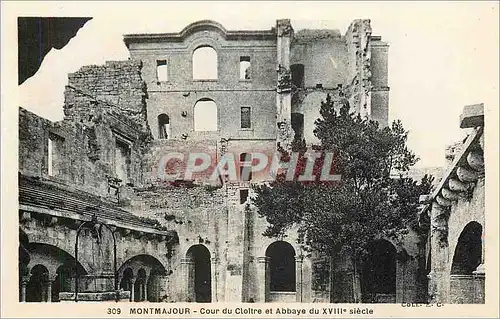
[19,107,150,199]
[291,29,348,89]
[421,104,485,304]
[127,29,277,141]
[64,60,149,132]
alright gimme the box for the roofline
[123,20,276,47]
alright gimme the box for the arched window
[158,114,171,139]
[266,241,296,292]
[193,46,217,80]
[194,99,217,131]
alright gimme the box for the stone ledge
[460,103,484,128]
[59,290,131,301]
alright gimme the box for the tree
[252,93,433,295]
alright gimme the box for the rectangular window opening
[240,56,251,80]
[156,60,168,82]
[48,133,64,177]
[115,138,131,183]
[240,189,249,204]
[240,106,251,129]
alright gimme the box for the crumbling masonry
[18,19,482,304]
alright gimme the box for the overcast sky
[14,1,499,168]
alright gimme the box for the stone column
[256,257,269,302]
[20,275,31,302]
[45,276,55,302]
[130,277,136,302]
[295,255,304,302]
[181,257,194,302]
[276,19,294,152]
[143,276,149,302]
[428,202,450,304]
[211,257,219,302]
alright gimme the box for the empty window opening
[193,46,218,80]
[266,241,296,292]
[240,189,249,204]
[451,222,482,275]
[194,99,218,131]
[291,113,304,142]
[291,64,305,88]
[239,153,252,182]
[240,56,251,80]
[361,240,397,303]
[115,139,131,183]
[158,114,171,139]
[48,133,64,177]
[156,60,168,82]
[240,107,251,129]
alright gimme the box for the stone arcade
[18,19,484,304]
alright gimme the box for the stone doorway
[186,245,211,302]
[361,239,397,303]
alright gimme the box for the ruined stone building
[19,18,457,304]
[418,103,485,304]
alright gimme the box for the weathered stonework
[18,19,400,304]
[418,103,485,304]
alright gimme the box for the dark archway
[451,222,482,275]
[120,268,134,301]
[361,239,397,303]
[134,268,147,302]
[187,245,211,302]
[51,264,74,302]
[266,241,296,292]
[118,254,168,302]
[26,264,49,302]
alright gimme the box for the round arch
[118,254,167,275]
[26,242,87,276]
[186,244,212,303]
[26,264,49,302]
[451,221,482,275]
[192,46,218,80]
[266,241,296,292]
[118,255,168,302]
[193,98,218,131]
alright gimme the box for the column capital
[211,257,219,264]
[20,274,31,285]
[46,273,58,283]
[180,257,194,265]
[295,255,304,263]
